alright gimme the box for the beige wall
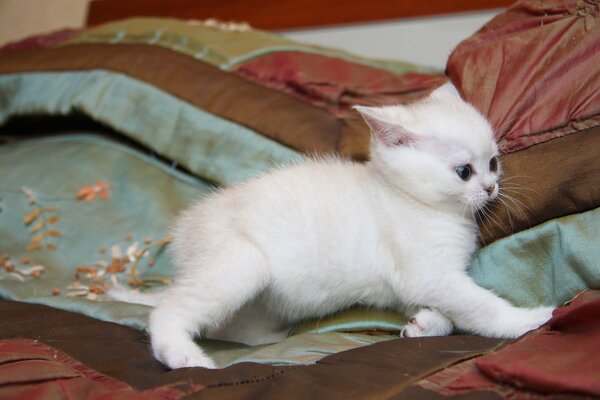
[0,1,499,69]
[0,0,90,46]
[283,10,501,70]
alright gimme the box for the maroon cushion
[448,0,600,154]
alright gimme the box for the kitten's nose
[485,186,495,196]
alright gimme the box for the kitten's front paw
[402,308,453,338]
[500,307,554,339]
[509,306,554,338]
[153,341,217,369]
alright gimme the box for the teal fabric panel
[471,210,600,308]
[0,71,303,186]
[290,307,407,336]
[0,134,209,329]
[201,332,396,368]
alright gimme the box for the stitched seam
[204,366,299,388]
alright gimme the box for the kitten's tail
[106,286,165,307]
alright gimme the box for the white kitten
[143,83,553,369]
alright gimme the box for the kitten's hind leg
[150,304,216,369]
[402,307,453,338]
[149,239,269,369]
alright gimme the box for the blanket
[1,0,599,372]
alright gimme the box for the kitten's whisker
[500,183,537,193]
[500,183,538,195]
[480,205,504,230]
[500,192,533,214]
[496,196,516,234]
[500,187,535,202]
[497,194,521,230]
[499,176,537,195]
[485,210,506,242]
[476,208,494,245]
[498,192,526,215]
[477,199,506,243]
[500,174,533,182]
[498,179,538,203]
[498,192,533,229]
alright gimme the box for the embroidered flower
[0,255,45,281]
[22,189,61,252]
[65,235,172,301]
[21,186,37,204]
[76,180,112,202]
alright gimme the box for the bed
[0,0,599,398]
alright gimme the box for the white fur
[147,83,554,369]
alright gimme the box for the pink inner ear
[356,114,414,146]
[370,120,417,147]
[378,125,413,146]
[355,106,416,147]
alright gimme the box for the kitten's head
[355,83,500,215]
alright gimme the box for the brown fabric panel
[188,337,503,400]
[0,298,504,398]
[394,387,502,400]
[0,44,370,159]
[339,117,371,160]
[479,125,600,244]
[0,298,171,390]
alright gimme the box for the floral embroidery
[0,254,45,281]
[76,180,112,202]
[8,183,173,302]
[62,235,172,301]
[66,281,107,300]
[21,186,61,251]
[21,186,37,204]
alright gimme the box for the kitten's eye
[489,156,499,172]
[456,164,473,181]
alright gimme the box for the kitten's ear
[430,82,462,100]
[354,105,417,146]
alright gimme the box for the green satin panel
[203,333,396,368]
[67,17,433,74]
[290,307,407,336]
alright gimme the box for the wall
[0,1,500,70]
[283,10,501,70]
[0,0,89,46]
